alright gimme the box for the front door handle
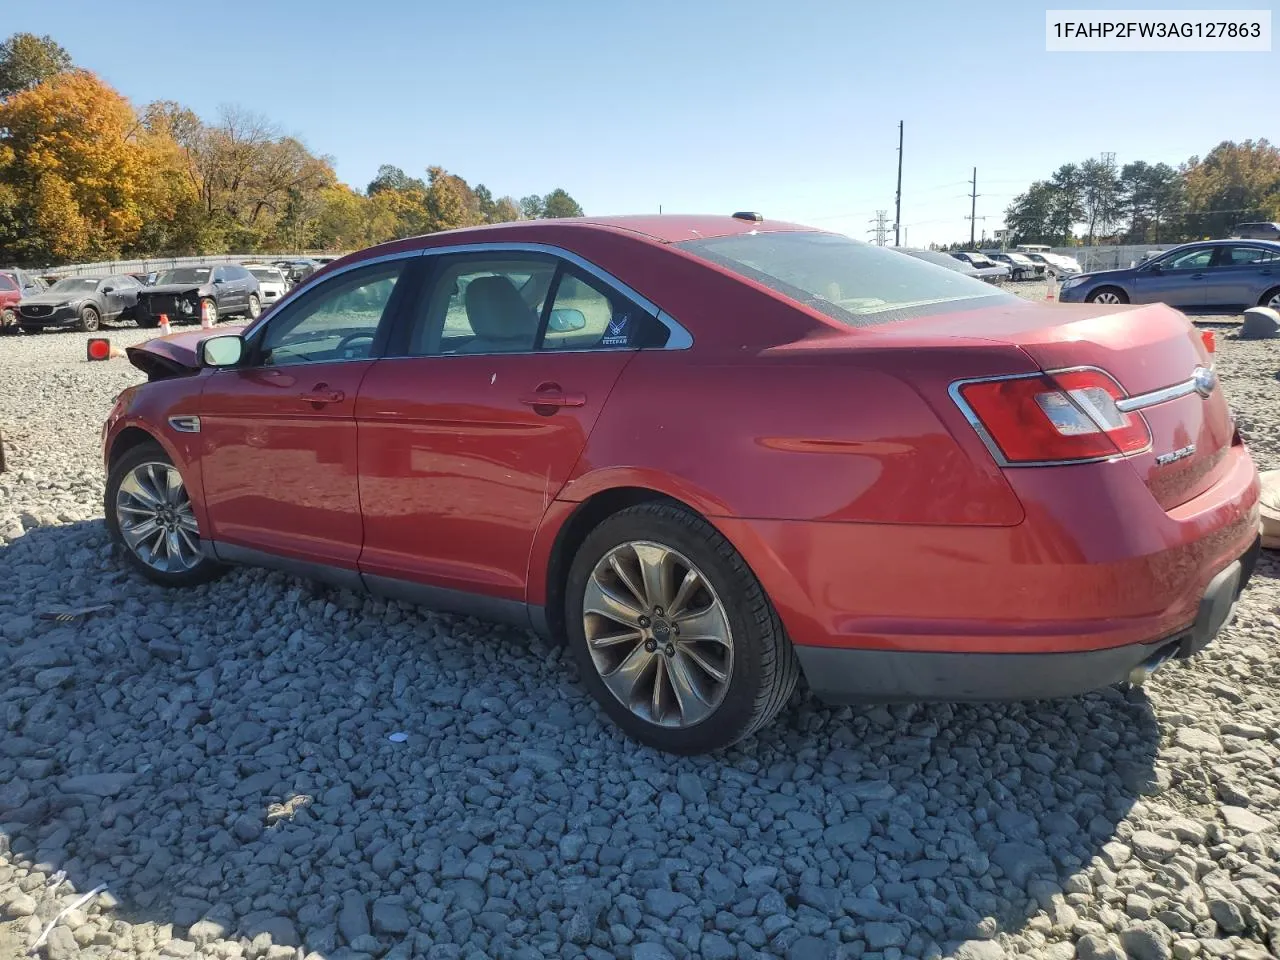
[520,383,586,409]
[299,383,345,405]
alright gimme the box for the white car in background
[243,264,290,304]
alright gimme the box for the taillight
[955,368,1151,465]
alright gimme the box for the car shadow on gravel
[1,517,1161,959]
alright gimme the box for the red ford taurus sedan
[102,214,1262,754]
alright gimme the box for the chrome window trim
[241,241,693,353]
[948,365,1153,468]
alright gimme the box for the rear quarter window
[677,232,1012,328]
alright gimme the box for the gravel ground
[0,300,1278,960]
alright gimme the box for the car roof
[399,214,817,249]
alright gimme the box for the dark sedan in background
[16,274,143,332]
[135,264,262,327]
[1059,239,1280,310]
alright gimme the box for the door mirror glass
[101,286,114,294]
[548,308,587,332]
[199,335,244,368]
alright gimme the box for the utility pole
[868,210,889,246]
[968,167,978,249]
[894,121,903,246]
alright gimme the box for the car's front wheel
[1086,286,1128,305]
[78,305,101,332]
[565,502,799,754]
[1259,287,1280,310]
[105,441,225,588]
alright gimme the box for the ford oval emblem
[1192,366,1216,397]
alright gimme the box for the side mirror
[198,334,245,368]
[548,308,587,333]
[212,277,225,284]
[101,286,114,294]
[1148,262,1163,273]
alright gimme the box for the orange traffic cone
[200,300,213,329]
[1044,272,1058,301]
[158,313,171,336]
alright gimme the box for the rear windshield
[248,267,282,281]
[156,267,211,284]
[676,232,1011,327]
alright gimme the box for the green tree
[0,33,72,99]
[541,188,583,218]
[1079,157,1120,245]
[367,164,424,196]
[1004,181,1057,245]
[519,194,545,219]
[1047,164,1084,243]
[1182,139,1280,240]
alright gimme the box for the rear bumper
[797,536,1261,703]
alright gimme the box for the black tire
[565,502,799,755]
[1086,286,1129,305]
[245,294,261,320]
[135,312,159,329]
[77,305,101,332]
[201,298,218,325]
[105,441,225,588]
[1258,286,1280,310]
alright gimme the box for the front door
[1132,245,1213,308]
[198,257,411,568]
[355,254,651,604]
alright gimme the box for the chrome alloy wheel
[583,541,734,728]
[1267,290,1280,308]
[1092,290,1122,304]
[114,462,202,572]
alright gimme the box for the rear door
[1131,245,1213,308]
[355,252,656,601]
[1199,244,1280,308]
[198,256,413,569]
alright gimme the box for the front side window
[678,231,1011,328]
[411,256,558,356]
[1155,247,1213,271]
[258,261,403,366]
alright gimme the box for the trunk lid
[883,300,1233,510]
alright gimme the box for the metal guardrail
[33,252,353,279]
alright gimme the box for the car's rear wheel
[246,294,261,319]
[1259,287,1280,309]
[0,307,16,334]
[105,441,225,588]
[78,305,101,332]
[565,502,799,754]
[1087,286,1128,305]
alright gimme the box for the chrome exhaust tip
[1128,644,1180,687]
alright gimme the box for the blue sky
[8,0,1275,246]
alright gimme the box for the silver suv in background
[1231,222,1280,241]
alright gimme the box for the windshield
[156,267,212,284]
[248,267,283,281]
[50,277,99,293]
[677,232,1010,327]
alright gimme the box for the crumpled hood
[125,324,247,379]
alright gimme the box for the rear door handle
[520,388,586,409]
[1190,273,1205,279]
[299,384,345,405]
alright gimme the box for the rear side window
[0,275,16,292]
[677,231,1011,328]
[542,270,663,351]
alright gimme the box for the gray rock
[255,917,299,947]
[0,779,31,812]
[4,893,37,917]
[700,932,736,960]
[676,772,707,805]
[373,899,411,936]
[1119,922,1172,960]
[1130,831,1179,861]
[823,816,871,847]
[148,638,184,662]
[45,925,80,960]
[1173,728,1222,753]
[952,941,1006,960]
[34,666,75,690]
[1206,899,1245,934]
[990,842,1054,884]
[644,889,694,919]
[233,814,262,842]
[1220,805,1272,834]
[60,772,135,797]
[1076,933,1126,960]
[787,935,835,960]
[864,922,907,949]
[632,944,677,960]
[339,891,370,943]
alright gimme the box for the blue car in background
[1058,239,1280,312]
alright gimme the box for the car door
[197,255,414,574]
[1199,244,1279,308]
[354,252,660,610]
[1130,245,1213,308]
[99,276,127,320]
